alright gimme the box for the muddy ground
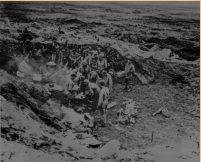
[0,2,200,162]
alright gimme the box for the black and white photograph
[0,1,200,162]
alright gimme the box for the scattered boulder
[99,140,121,158]
[117,99,141,124]
[29,22,43,30]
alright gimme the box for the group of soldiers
[63,50,113,126]
[18,44,136,127]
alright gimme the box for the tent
[137,51,155,58]
[153,49,171,60]
[150,44,160,52]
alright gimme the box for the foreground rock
[0,70,127,162]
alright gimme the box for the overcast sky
[121,1,200,8]
[65,1,200,8]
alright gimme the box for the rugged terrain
[0,2,200,162]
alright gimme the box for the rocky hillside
[0,2,200,162]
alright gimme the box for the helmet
[99,80,105,86]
